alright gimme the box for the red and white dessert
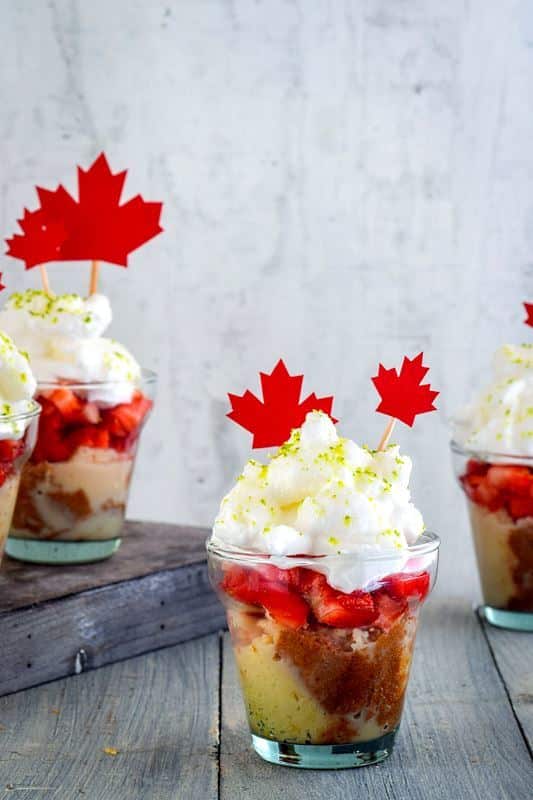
[453,344,533,613]
[209,411,438,747]
[0,329,40,560]
[1,291,153,545]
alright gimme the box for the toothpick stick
[377,417,396,451]
[89,259,100,295]
[39,265,51,295]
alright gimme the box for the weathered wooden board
[220,600,532,800]
[0,634,220,800]
[480,613,533,755]
[0,522,225,696]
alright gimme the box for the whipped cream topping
[211,411,425,591]
[0,291,141,407]
[453,344,533,458]
[0,329,37,440]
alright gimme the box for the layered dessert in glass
[208,411,439,768]
[452,344,533,631]
[1,290,155,564]
[0,329,40,562]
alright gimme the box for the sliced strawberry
[466,459,489,476]
[486,465,532,497]
[311,588,378,628]
[383,571,430,602]
[373,591,407,631]
[66,425,110,451]
[508,496,533,521]
[104,392,152,437]
[460,473,484,502]
[475,479,504,512]
[221,566,309,629]
[45,388,85,421]
[0,439,25,462]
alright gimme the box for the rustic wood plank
[480,613,533,755]
[0,558,225,697]
[0,634,219,800]
[0,521,209,612]
[0,521,225,696]
[220,598,532,799]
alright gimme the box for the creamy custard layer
[229,610,416,745]
[468,501,533,610]
[0,474,21,558]
[12,447,134,541]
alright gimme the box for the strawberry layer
[460,460,533,521]
[0,438,26,487]
[32,388,152,464]
[220,564,430,631]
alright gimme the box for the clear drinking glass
[6,370,156,565]
[207,532,439,769]
[0,402,41,564]
[452,442,533,631]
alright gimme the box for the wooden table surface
[0,562,531,798]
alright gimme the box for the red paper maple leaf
[0,273,5,292]
[5,208,67,269]
[227,359,337,448]
[5,153,163,268]
[372,352,439,427]
[524,302,533,327]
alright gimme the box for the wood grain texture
[0,522,224,696]
[0,634,219,800]
[480,614,533,756]
[0,561,224,697]
[0,521,209,613]
[220,599,532,799]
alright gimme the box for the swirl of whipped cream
[0,329,37,440]
[453,344,533,458]
[0,291,140,407]
[211,411,425,591]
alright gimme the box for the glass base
[481,605,533,632]
[5,537,122,565]
[251,731,397,769]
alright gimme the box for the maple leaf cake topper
[5,153,163,295]
[227,359,337,448]
[0,273,5,292]
[524,302,533,327]
[372,352,439,428]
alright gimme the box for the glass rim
[0,399,41,423]
[450,439,533,464]
[35,366,157,392]
[206,530,440,565]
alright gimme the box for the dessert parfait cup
[452,442,533,631]
[0,402,41,564]
[6,370,156,565]
[207,532,439,769]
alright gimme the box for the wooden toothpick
[39,265,52,295]
[377,417,396,451]
[89,259,100,295]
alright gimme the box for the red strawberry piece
[104,392,152,437]
[0,439,25,463]
[475,479,504,512]
[486,465,532,497]
[372,590,407,631]
[45,388,85,421]
[221,566,309,629]
[311,586,378,628]
[66,425,110,452]
[383,571,430,602]
[508,496,533,521]
[466,459,490,476]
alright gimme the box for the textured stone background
[2,0,532,596]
